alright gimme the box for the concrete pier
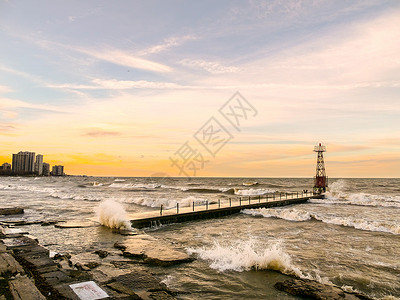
[129,193,324,229]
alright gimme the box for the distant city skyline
[1,151,64,176]
[0,1,399,178]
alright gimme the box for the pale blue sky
[1,0,399,177]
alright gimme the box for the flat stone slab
[2,236,38,248]
[106,270,176,299]
[0,207,24,216]
[55,221,99,228]
[274,278,373,300]
[115,234,193,266]
[8,275,46,300]
[0,252,25,276]
[1,227,28,236]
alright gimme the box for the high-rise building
[34,154,44,175]
[51,165,64,176]
[12,151,35,175]
[0,162,12,175]
[1,163,11,170]
[42,163,50,176]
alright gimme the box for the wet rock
[106,270,176,299]
[114,241,126,251]
[41,221,58,226]
[94,250,109,258]
[0,220,42,226]
[8,275,46,299]
[89,263,136,284]
[149,290,176,300]
[115,234,194,266]
[0,253,25,276]
[84,262,100,269]
[274,278,373,300]
[54,221,99,228]
[0,208,24,216]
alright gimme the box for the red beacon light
[313,143,328,194]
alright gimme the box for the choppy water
[0,176,399,299]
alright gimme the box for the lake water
[0,176,399,299]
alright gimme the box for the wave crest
[243,207,400,235]
[242,207,311,221]
[234,188,275,196]
[187,239,304,277]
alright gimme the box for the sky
[0,0,399,178]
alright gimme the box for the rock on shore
[0,207,24,216]
[274,278,373,300]
[114,234,194,266]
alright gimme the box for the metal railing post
[160,204,163,216]
[206,201,208,210]
[177,203,179,214]
[218,199,220,209]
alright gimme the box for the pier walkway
[129,192,324,228]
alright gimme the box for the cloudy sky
[1,0,399,177]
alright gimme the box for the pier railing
[160,191,314,216]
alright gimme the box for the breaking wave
[242,208,400,235]
[314,180,400,208]
[184,187,232,194]
[234,188,275,196]
[242,207,311,221]
[242,181,259,186]
[312,214,400,235]
[123,195,208,210]
[109,182,160,189]
[187,239,304,277]
[95,199,131,230]
[114,179,126,182]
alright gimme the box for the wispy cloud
[76,47,172,73]
[92,79,183,90]
[179,59,239,74]
[83,130,121,137]
[0,85,12,94]
[140,34,197,55]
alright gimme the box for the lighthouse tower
[313,143,328,194]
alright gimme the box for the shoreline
[0,207,375,300]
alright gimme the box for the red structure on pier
[313,143,328,194]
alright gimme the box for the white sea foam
[114,179,126,182]
[242,181,258,186]
[313,214,400,235]
[242,208,311,222]
[311,180,400,208]
[234,188,275,196]
[187,239,304,277]
[95,199,132,230]
[123,195,206,209]
[109,182,160,189]
[243,207,400,234]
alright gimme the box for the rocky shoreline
[1,207,374,300]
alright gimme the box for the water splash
[187,239,304,277]
[242,207,311,221]
[95,199,132,230]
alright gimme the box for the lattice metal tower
[313,143,328,194]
